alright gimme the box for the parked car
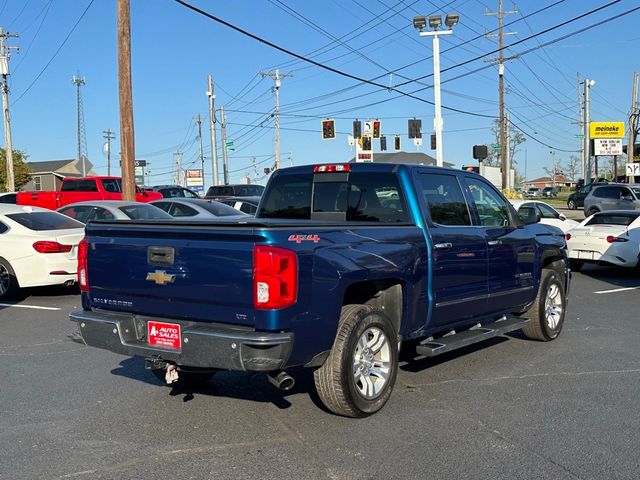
[219,196,261,215]
[149,185,201,199]
[57,201,172,223]
[525,187,541,197]
[204,184,264,200]
[16,176,162,210]
[0,192,17,204]
[566,210,640,270]
[0,205,85,298]
[566,181,608,210]
[542,187,558,197]
[583,184,640,217]
[510,200,578,233]
[150,198,249,220]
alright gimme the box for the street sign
[589,121,625,138]
[574,134,585,139]
[593,138,623,156]
[135,160,147,167]
[493,145,501,151]
[356,152,373,163]
[364,121,373,137]
[626,163,640,177]
[225,141,235,152]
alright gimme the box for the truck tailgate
[85,222,257,326]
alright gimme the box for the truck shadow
[110,357,323,411]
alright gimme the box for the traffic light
[394,135,401,151]
[372,120,381,139]
[430,134,436,150]
[408,119,422,139]
[353,120,361,139]
[322,119,336,140]
[473,145,488,161]
[362,136,372,152]
[380,135,387,151]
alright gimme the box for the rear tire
[586,207,599,217]
[567,199,576,210]
[0,259,20,299]
[314,305,398,418]
[521,269,566,341]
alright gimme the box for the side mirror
[558,213,567,221]
[518,206,541,225]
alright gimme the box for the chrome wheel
[0,263,9,296]
[544,283,563,330]
[352,327,391,400]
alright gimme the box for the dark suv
[150,185,201,199]
[566,181,608,210]
[204,184,265,200]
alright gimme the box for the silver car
[57,200,172,223]
[150,198,249,220]
[583,184,640,217]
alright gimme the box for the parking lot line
[594,286,640,294]
[0,303,61,311]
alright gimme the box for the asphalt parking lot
[1,262,639,480]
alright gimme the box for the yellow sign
[589,121,625,138]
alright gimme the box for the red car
[17,177,162,210]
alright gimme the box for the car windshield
[199,201,247,217]
[629,187,640,197]
[118,204,172,220]
[586,213,640,226]
[6,212,84,230]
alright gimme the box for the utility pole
[220,105,229,185]
[628,71,639,184]
[584,79,595,184]
[206,75,219,186]
[260,69,293,171]
[196,114,204,181]
[102,129,115,176]
[576,73,585,178]
[1,28,18,192]
[173,151,182,186]
[485,1,517,190]
[117,0,136,201]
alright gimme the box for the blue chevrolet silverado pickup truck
[72,162,569,417]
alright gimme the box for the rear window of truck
[259,172,410,223]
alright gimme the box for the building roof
[526,175,573,184]
[25,159,77,173]
[349,151,455,168]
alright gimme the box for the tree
[563,155,580,181]
[0,148,32,191]
[484,118,526,169]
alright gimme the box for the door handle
[434,242,453,250]
[488,240,502,246]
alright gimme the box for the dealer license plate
[147,321,181,350]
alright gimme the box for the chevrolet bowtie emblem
[146,270,176,286]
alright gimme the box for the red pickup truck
[17,177,162,210]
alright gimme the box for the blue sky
[2,0,639,187]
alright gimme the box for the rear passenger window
[593,187,619,199]
[418,173,471,226]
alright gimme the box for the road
[1,266,639,480]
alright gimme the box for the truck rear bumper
[70,309,293,372]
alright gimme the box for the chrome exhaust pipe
[267,371,295,391]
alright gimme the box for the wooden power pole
[628,72,638,184]
[117,0,136,201]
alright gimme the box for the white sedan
[0,205,85,298]
[566,210,640,270]
[510,200,579,233]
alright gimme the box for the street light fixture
[414,13,460,167]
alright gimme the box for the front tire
[521,269,566,341]
[0,259,20,299]
[314,305,398,418]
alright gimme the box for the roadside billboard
[185,169,204,193]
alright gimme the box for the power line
[12,0,95,105]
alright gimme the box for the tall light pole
[414,13,459,168]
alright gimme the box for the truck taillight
[78,237,89,292]
[32,241,72,253]
[253,245,297,310]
